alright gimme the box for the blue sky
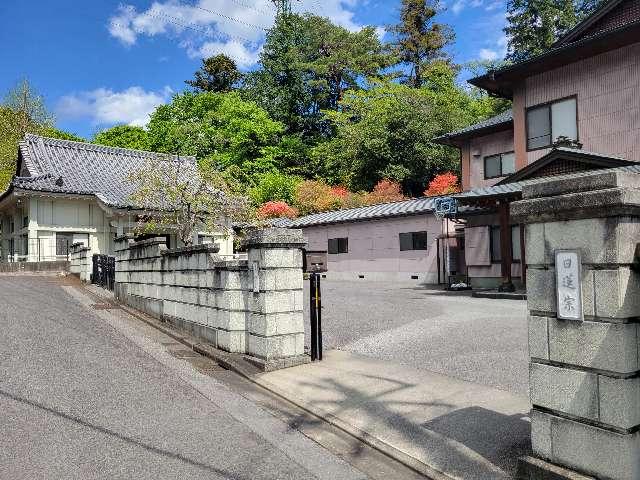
[0,0,508,139]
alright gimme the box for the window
[399,231,428,251]
[328,237,348,254]
[527,97,577,150]
[484,152,516,179]
[56,232,74,256]
[23,216,28,228]
[490,225,522,263]
[512,225,522,262]
[490,226,501,263]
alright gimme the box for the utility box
[304,250,328,273]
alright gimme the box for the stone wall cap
[114,233,135,243]
[162,243,220,257]
[243,228,306,248]
[512,186,640,224]
[129,237,168,249]
[523,170,640,200]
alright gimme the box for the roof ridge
[23,133,197,163]
[554,0,625,47]
[300,195,434,217]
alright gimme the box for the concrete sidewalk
[257,350,532,480]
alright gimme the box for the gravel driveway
[304,280,529,395]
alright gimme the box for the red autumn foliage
[330,185,349,198]
[257,201,299,219]
[424,172,461,197]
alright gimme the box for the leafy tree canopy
[146,91,287,180]
[311,62,504,195]
[93,125,151,151]
[244,13,392,137]
[505,0,606,62]
[186,54,243,93]
[387,0,454,87]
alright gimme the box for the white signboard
[555,250,583,321]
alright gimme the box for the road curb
[81,284,454,480]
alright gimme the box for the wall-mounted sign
[555,250,583,321]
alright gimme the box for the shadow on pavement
[0,388,253,480]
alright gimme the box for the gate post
[512,170,640,480]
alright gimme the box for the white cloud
[188,40,262,69]
[56,86,173,127]
[478,34,508,62]
[108,0,368,68]
[479,48,498,61]
[451,1,465,14]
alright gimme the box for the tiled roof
[455,163,640,201]
[434,109,513,143]
[12,134,198,209]
[277,196,441,228]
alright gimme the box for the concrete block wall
[512,170,640,480]
[69,242,92,282]
[114,228,307,371]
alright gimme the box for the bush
[257,201,299,219]
[294,180,344,215]
[249,171,301,205]
[424,172,461,196]
[363,179,405,205]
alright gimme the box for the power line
[110,12,263,46]
[192,4,271,30]
[223,0,276,15]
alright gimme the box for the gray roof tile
[12,134,198,209]
[435,109,513,142]
[280,196,440,228]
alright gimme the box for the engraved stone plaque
[555,249,583,321]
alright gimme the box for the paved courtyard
[304,280,529,395]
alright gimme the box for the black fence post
[309,271,323,361]
[310,272,318,361]
[316,273,322,361]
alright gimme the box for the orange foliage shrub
[364,179,406,205]
[424,172,461,197]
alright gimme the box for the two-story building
[436,0,640,290]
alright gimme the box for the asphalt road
[0,276,366,480]
[304,280,529,395]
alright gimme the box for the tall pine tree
[505,0,605,63]
[387,0,454,88]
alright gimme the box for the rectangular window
[512,225,522,262]
[399,231,428,251]
[527,97,577,150]
[490,225,522,262]
[484,152,516,179]
[56,232,74,256]
[328,237,348,254]
[23,216,28,228]
[490,226,501,263]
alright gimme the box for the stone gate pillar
[512,170,640,480]
[245,228,307,371]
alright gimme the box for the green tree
[244,13,391,136]
[146,91,286,179]
[41,127,85,142]
[505,0,605,62]
[387,0,454,87]
[0,80,54,189]
[249,171,301,205]
[312,63,501,195]
[94,125,151,150]
[186,54,243,93]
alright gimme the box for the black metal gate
[92,254,115,290]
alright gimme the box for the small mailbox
[304,250,328,273]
